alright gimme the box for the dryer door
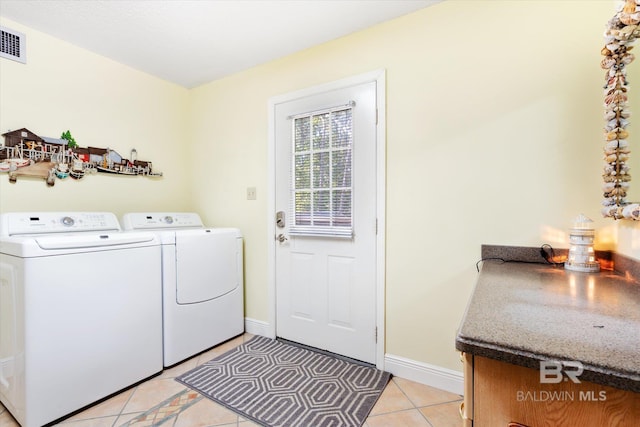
[175,229,240,304]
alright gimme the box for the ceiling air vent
[0,26,26,64]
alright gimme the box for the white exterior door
[273,79,378,364]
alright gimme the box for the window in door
[290,104,353,237]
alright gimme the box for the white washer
[122,212,244,367]
[0,212,163,427]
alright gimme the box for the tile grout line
[419,397,464,408]
[416,398,465,427]
[108,384,140,427]
[389,377,436,427]
[117,388,203,427]
[47,387,140,425]
[364,378,430,420]
[390,377,421,409]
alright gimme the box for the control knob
[61,216,75,227]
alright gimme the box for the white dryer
[0,212,163,427]
[122,212,244,367]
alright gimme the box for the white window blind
[290,103,354,237]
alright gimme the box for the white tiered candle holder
[564,214,600,273]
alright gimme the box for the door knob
[276,234,288,243]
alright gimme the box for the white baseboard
[384,353,464,396]
[244,317,273,338]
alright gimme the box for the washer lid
[35,232,155,250]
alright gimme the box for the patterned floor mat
[176,336,390,427]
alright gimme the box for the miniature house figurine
[564,214,600,273]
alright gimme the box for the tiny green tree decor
[60,130,77,148]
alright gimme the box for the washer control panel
[0,212,121,236]
[121,213,204,230]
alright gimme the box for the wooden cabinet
[461,352,473,427]
[462,354,640,427]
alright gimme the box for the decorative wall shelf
[1,127,162,186]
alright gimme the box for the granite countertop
[455,261,640,393]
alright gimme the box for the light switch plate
[247,187,257,200]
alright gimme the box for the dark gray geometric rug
[176,336,391,427]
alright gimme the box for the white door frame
[267,69,386,369]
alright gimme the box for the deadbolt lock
[276,211,286,228]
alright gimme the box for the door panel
[290,251,314,320]
[327,255,355,328]
[274,81,377,364]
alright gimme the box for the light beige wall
[0,18,191,214]
[617,221,640,259]
[189,0,621,371]
[2,1,634,374]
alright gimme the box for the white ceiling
[0,0,441,88]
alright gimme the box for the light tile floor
[0,334,463,427]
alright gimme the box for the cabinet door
[473,356,640,426]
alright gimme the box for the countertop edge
[456,330,640,393]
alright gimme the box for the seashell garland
[601,0,640,220]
